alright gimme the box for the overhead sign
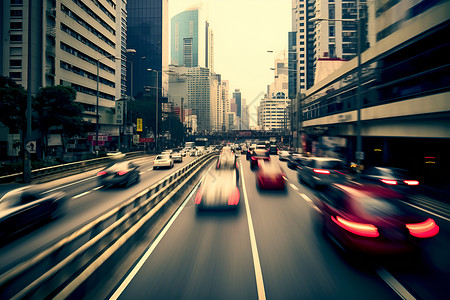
[25,141,36,153]
[115,100,124,125]
[139,138,154,143]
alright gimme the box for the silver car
[297,157,350,189]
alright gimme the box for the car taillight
[380,179,397,185]
[251,156,257,160]
[404,180,419,186]
[313,169,330,175]
[331,216,379,237]
[228,187,240,206]
[406,218,439,238]
[194,188,203,204]
[97,171,107,176]
[117,170,128,176]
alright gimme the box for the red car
[256,160,285,190]
[317,183,439,255]
[250,149,270,169]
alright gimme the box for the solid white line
[289,183,299,191]
[376,268,416,300]
[92,186,103,191]
[72,190,92,199]
[403,202,450,222]
[109,181,200,300]
[239,160,267,300]
[43,176,97,194]
[300,193,313,203]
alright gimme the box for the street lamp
[147,68,161,151]
[95,49,135,155]
[310,1,362,175]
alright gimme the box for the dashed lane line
[72,186,103,199]
[376,268,416,300]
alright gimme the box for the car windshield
[358,195,401,217]
[253,149,269,157]
[156,155,170,160]
[316,160,346,170]
[367,167,411,179]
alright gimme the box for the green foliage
[33,86,86,137]
[0,76,27,133]
[128,94,157,133]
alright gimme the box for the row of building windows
[61,4,115,47]
[10,22,22,30]
[60,42,115,74]
[60,60,115,88]
[10,10,23,17]
[70,82,115,101]
[70,0,116,35]
[60,23,113,61]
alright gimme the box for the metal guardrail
[0,151,217,299]
[0,152,145,183]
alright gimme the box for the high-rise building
[187,67,211,132]
[232,89,241,118]
[210,73,223,132]
[1,0,125,136]
[127,0,168,99]
[170,8,213,70]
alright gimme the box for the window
[10,59,22,68]
[10,35,22,42]
[10,22,22,30]
[9,72,22,79]
[10,10,23,17]
[11,0,23,4]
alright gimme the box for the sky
[169,0,292,126]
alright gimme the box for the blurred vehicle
[0,186,67,240]
[360,167,420,194]
[256,144,267,150]
[317,183,439,255]
[269,145,278,154]
[153,154,174,169]
[106,151,125,160]
[287,153,304,169]
[189,148,198,157]
[161,150,172,156]
[97,161,141,187]
[278,150,290,161]
[172,152,183,163]
[217,147,237,170]
[250,149,271,169]
[256,160,285,190]
[297,157,350,189]
[246,145,256,160]
[195,169,240,211]
[180,149,187,157]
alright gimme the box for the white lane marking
[109,177,202,300]
[43,176,97,194]
[148,168,153,171]
[376,268,416,300]
[300,193,313,203]
[139,172,145,175]
[289,183,299,191]
[239,160,267,300]
[71,186,103,199]
[403,202,450,223]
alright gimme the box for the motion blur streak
[406,218,439,238]
[239,160,266,300]
[332,216,379,237]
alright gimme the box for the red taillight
[97,171,107,176]
[194,188,203,204]
[117,170,128,176]
[228,187,240,206]
[313,169,330,175]
[332,216,379,237]
[404,180,419,186]
[251,156,257,161]
[406,218,439,238]
[380,179,397,185]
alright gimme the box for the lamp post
[310,0,362,175]
[147,69,160,151]
[96,49,135,155]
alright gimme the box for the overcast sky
[169,0,292,125]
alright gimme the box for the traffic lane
[0,156,198,270]
[278,157,450,299]
[116,162,258,300]
[241,157,399,300]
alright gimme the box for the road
[0,154,197,272]
[109,155,450,300]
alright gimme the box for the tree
[162,114,185,148]
[33,86,86,156]
[0,75,27,134]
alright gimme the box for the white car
[278,150,291,161]
[172,152,183,163]
[153,154,174,169]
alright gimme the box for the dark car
[0,186,67,240]
[316,183,439,255]
[246,145,256,160]
[195,169,240,211]
[97,161,141,187]
[256,160,285,190]
[269,145,278,154]
[217,147,237,170]
[297,157,350,188]
[287,153,304,169]
[250,149,271,169]
[360,167,420,194]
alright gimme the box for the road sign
[137,118,143,132]
[25,141,36,153]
